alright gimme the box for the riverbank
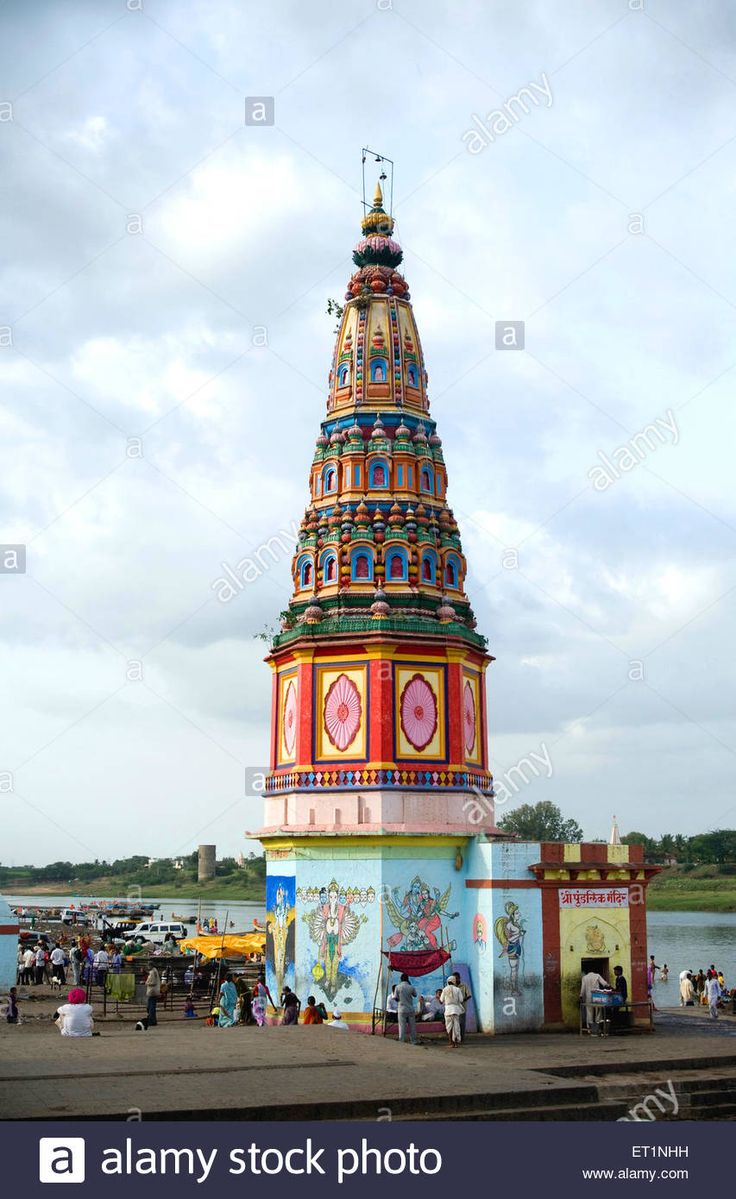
[648,867,736,912]
[1,877,265,902]
[6,868,736,911]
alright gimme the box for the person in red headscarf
[53,988,94,1037]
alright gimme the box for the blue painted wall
[0,897,19,991]
[490,842,544,1031]
[265,870,296,1001]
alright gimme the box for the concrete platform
[3,991,736,1121]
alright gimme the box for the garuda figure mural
[385,876,458,950]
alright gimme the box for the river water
[8,898,735,989]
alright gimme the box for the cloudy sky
[2,0,735,867]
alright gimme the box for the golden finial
[373,180,383,208]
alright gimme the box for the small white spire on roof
[609,814,621,846]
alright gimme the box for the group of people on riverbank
[678,966,729,1017]
[207,970,471,1046]
[206,975,347,1029]
[17,938,126,987]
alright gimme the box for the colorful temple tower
[255,180,657,1032]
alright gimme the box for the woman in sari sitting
[218,974,238,1028]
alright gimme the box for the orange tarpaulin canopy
[179,933,265,959]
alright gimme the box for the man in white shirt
[94,947,109,986]
[395,973,418,1045]
[580,970,611,1034]
[55,989,94,1037]
[326,1009,348,1029]
[706,972,721,1019]
[50,944,66,985]
[440,975,464,1048]
[21,946,35,985]
[422,989,444,1021]
[34,945,46,986]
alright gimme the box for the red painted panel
[541,883,563,1023]
[447,661,463,762]
[369,657,393,762]
[296,660,314,767]
[269,670,279,770]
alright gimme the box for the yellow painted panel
[315,665,367,761]
[560,907,632,1027]
[563,844,581,863]
[276,669,298,764]
[608,844,630,864]
[395,664,446,759]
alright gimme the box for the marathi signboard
[558,887,629,909]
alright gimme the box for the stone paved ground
[3,988,736,1120]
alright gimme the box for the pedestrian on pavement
[580,969,611,1033]
[5,987,19,1024]
[50,944,66,985]
[34,944,46,986]
[69,941,82,986]
[145,967,161,1027]
[396,973,418,1045]
[706,971,721,1019]
[440,974,464,1049]
[280,986,301,1025]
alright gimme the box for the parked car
[127,921,188,944]
[60,908,90,926]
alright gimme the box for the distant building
[198,845,216,882]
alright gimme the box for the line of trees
[0,851,266,888]
[621,829,736,866]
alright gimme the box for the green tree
[497,801,583,842]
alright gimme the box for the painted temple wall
[263,840,648,1034]
[265,844,469,1026]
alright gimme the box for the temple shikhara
[254,170,656,1032]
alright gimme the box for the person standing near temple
[706,970,721,1019]
[679,972,696,1006]
[50,943,66,985]
[395,973,418,1046]
[34,943,46,986]
[69,940,82,986]
[145,966,161,1027]
[21,944,34,986]
[440,975,465,1049]
[580,969,611,1034]
[280,986,301,1025]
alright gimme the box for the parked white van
[127,921,188,944]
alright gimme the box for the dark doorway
[581,957,609,981]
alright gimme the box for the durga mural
[302,880,368,1002]
[385,875,458,950]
